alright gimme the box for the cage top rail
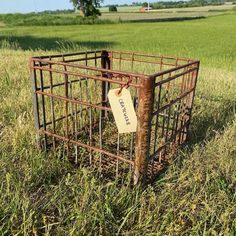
[31,50,103,59]
[30,54,199,80]
[31,62,143,89]
[108,49,197,62]
[30,57,149,80]
[31,49,197,63]
[154,61,200,84]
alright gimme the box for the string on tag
[117,76,133,96]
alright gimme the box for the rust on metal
[30,50,200,185]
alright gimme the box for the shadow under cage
[30,50,200,185]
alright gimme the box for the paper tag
[108,88,137,134]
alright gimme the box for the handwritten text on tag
[108,88,137,134]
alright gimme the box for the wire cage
[30,50,200,185]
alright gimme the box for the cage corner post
[101,50,111,118]
[134,75,155,185]
[30,59,41,149]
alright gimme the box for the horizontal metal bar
[152,60,199,78]
[40,102,105,128]
[32,50,102,59]
[108,49,196,62]
[111,56,181,67]
[152,87,195,116]
[35,90,112,112]
[62,56,102,63]
[31,65,142,88]
[40,129,134,165]
[31,57,146,79]
[155,67,198,87]
[42,78,87,90]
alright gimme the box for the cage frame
[30,49,200,185]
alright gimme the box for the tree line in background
[70,0,234,16]
[70,0,102,16]
[106,0,234,11]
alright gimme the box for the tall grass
[0,13,113,26]
[0,13,236,235]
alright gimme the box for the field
[0,11,236,235]
[99,4,236,21]
[99,4,236,12]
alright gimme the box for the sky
[0,0,152,14]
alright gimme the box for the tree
[70,0,102,17]
[142,2,148,7]
[109,5,118,12]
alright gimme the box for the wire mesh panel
[30,50,199,184]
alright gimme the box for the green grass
[0,12,236,235]
[0,13,113,26]
[1,4,235,27]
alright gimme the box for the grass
[1,4,235,27]
[99,4,236,22]
[99,4,236,13]
[0,12,236,235]
[0,13,113,26]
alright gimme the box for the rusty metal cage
[30,50,200,184]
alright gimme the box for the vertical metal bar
[85,53,93,165]
[134,76,155,185]
[69,80,77,162]
[129,76,138,168]
[116,133,120,177]
[31,60,41,148]
[186,62,200,141]
[131,53,134,73]
[74,103,78,164]
[95,50,97,67]
[119,52,122,71]
[153,84,162,153]
[39,61,47,150]
[63,56,69,156]
[101,50,110,119]
[99,109,102,170]
[164,105,172,157]
[49,57,56,149]
[79,78,83,129]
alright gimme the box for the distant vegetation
[109,5,118,12]
[0,13,112,26]
[104,0,233,9]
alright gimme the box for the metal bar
[30,60,41,147]
[42,78,87,90]
[155,67,198,87]
[186,61,200,141]
[152,87,195,116]
[63,56,69,156]
[40,129,134,165]
[101,50,111,119]
[153,108,160,154]
[32,50,102,59]
[74,103,78,164]
[134,76,155,185]
[152,61,199,78]
[49,57,56,149]
[61,56,102,63]
[39,61,48,149]
[36,91,112,112]
[149,121,189,160]
[111,56,182,67]
[32,65,142,89]
[108,49,196,62]
[31,58,145,79]
[99,109,103,169]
